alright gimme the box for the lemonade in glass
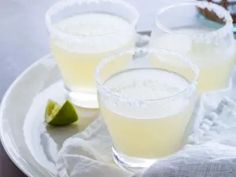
[151,1,236,92]
[46,0,139,108]
[96,48,199,170]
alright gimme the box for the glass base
[65,86,98,109]
[112,147,157,173]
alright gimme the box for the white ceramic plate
[1,53,236,177]
[0,55,98,177]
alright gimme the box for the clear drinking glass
[46,0,139,108]
[150,1,236,92]
[96,48,199,171]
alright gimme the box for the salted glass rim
[95,48,199,103]
[155,1,233,37]
[45,0,139,40]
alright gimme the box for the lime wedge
[45,99,78,126]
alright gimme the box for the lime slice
[45,99,79,126]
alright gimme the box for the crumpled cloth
[134,142,236,177]
[56,90,236,177]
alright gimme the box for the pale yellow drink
[151,28,236,92]
[50,13,135,107]
[100,68,195,158]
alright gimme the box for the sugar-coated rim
[155,1,233,38]
[95,48,199,103]
[45,0,139,41]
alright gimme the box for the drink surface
[151,28,236,91]
[51,13,135,93]
[100,68,194,158]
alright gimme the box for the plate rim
[0,54,54,177]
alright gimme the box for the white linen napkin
[134,142,236,177]
[57,90,236,177]
[57,118,132,177]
